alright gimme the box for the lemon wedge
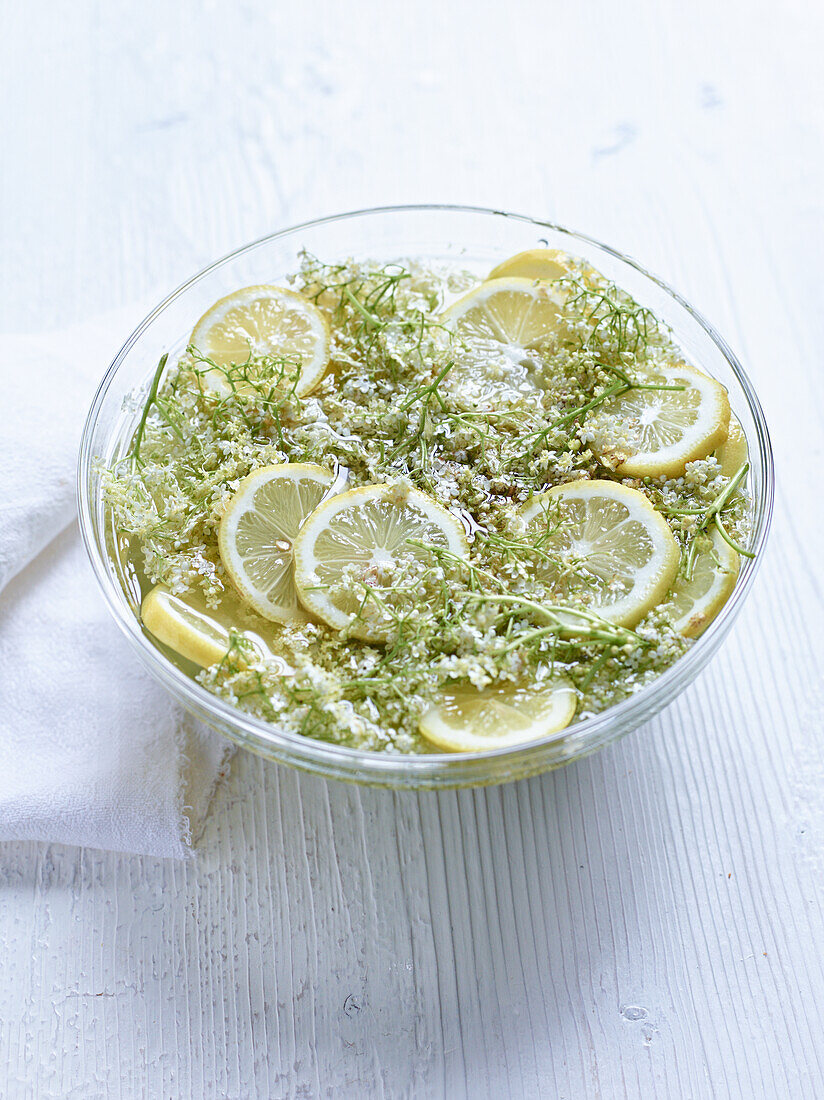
[141,584,278,669]
[441,277,564,406]
[218,463,334,623]
[715,412,748,478]
[520,479,680,627]
[590,362,730,479]
[666,526,740,637]
[190,285,329,398]
[418,676,577,752]
[488,248,571,282]
[293,483,469,641]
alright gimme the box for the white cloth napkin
[0,316,232,858]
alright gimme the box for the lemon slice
[218,463,334,623]
[715,412,748,478]
[190,285,329,398]
[488,248,571,282]
[141,585,279,668]
[441,277,564,406]
[293,483,469,641]
[590,362,730,479]
[520,480,680,627]
[666,526,740,638]
[419,676,577,752]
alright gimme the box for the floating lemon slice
[190,285,329,398]
[441,277,565,406]
[419,676,577,753]
[293,483,469,641]
[590,362,730,479]
[488,248,571,282]
[219,463,334,623]
[666,526,740,638]
[715,412,748,478]
[141,585,278,669]
[520,480,680,627]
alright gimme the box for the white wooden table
[2,2,823,1096]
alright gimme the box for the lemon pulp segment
[520,479,681,627]
[666,526,740,637]
[190,284,329,398]
[419,677,577,752]
[293,483,469,642]
[441,277,565,406]
[218,463,334,623]
[591,363,730,479]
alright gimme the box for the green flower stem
[714,512,756,559]
[470,593,642,649]
[511,373,686,466]
[129,353,168,468]
[344,286,386,330]
[682,462,754,577]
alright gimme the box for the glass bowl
[78,205,774,789]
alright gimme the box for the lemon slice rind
[488,248,572,283]
[219,463,334,624]
[666,526,740,638]
[190,284,330,399]
[442,276,565,342]
[715,412,748,479]
[293,483,469,641]
[142,585,235,668]
[141,584,278,669]
[592,363,730,479]
[419,676,577,753]
[520,479,680,628]
[441,277,566,407]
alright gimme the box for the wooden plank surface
[1,1,823,1096]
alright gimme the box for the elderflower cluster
[104,254,753,752]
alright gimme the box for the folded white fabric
[0,316,232,858]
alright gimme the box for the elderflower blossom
[103,253,753,753]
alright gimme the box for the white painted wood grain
[2,0,824,1096]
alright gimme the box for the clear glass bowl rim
[77,203,774,788]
